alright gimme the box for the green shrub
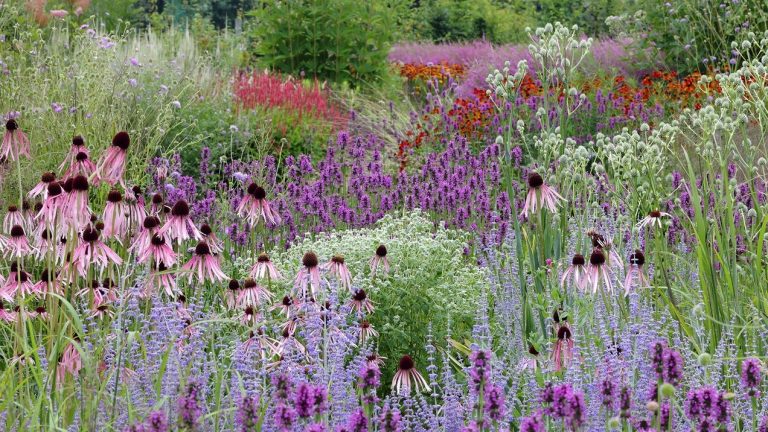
[235,210,488,384]
[248,0,394,87]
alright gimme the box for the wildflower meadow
[2,0,768,431]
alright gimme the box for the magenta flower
[236,183,281,226]
[137,234,177,267]
[741,357,762,397]
[59,136,88,172]
[551,324,574,371]
[63,175,92,230]
[71,225,123,277]
[98,131,130,186]
[250,252,282,280]
[293,251,322,301]
[0,263,34,301]
[159,200,201,244]
[181,241,227,283]
[36,182,66,230]
[623,249,650,295]
[586,248,616,294]
[28,172,55,199]
[520,172,565,218]
[369,244,390,274]
[4,225,35,258]
[237,277,273,308]
[1,118,30,161]
[102,190,128,239]
[560,253,587,290]
[322,254,352,289]
[391,355,430,394]
[348,289,374,314]
[65,152,99,184]
[3,205,26,234]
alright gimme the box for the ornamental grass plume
[1,118,30,161]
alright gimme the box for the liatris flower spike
[520,172,565,218]
[391,355,431,395]
[1,118,31,161]
[98,131,130,186]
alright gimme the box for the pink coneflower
[0,301,15,322]
[199,223,223,254]
[98,131,130,186]
[64,175,92,230]
[369,244,390,274]
[391,355,430,394]
[1,118,30,161]
[348,289,374,314]
[241,306,260,325]
[123,186,146,232]
[623,250,650,296]
[3,205,25,233]
[90,279,117,308]
[238,277,273,308]
[4,225,35,258]
[637,209,671,230]
[520,172,565,218]
[224,279,240,309]
[150,193,164,215]
[33,306,49,320]
[181,241,227,283]
[587,230,623,269]
[138,234,177,267]
[65,151,100,185]
[552,324,574,371]
[293,251,322,301]
[237,183,281,226]
[160,200,201,244]
[250,252,282,280]
[560,254,588,291]
[72,224,123,277]
[242,329,279,360]
[357,320,378,344]
[276,327,307,357]
[32,268,62,297]
[59,136,88,172]
[272,295,298,317]
[56,341,82,387]
[28,172,56,199]
[519,345,541,371]
[102,190,128,240]
[130,215,162,253]
[1,263,35,301]
[323,254,352,289]
[37,182,66,229]
[586,248,616,294]
[141,262,178,298]
[367,353,386,368]
[91,304,114,319]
